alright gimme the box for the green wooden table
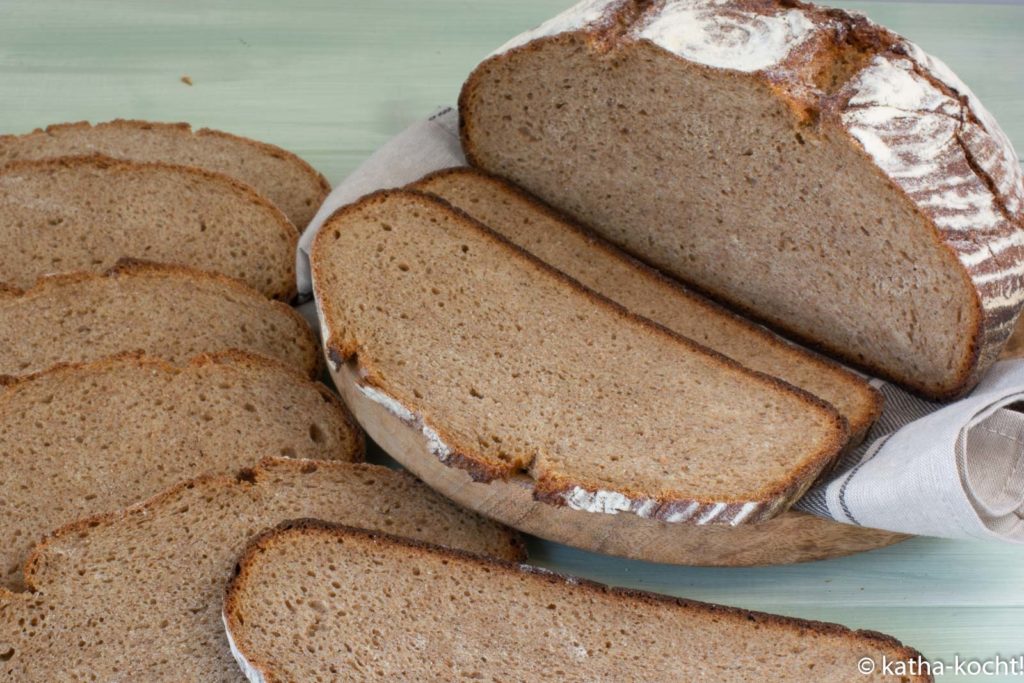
[3,1,1022,678]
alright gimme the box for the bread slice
[0,155,298,298]
[0,261,320,380]
[313,190,847,525]
[224,522,929,682]
[460,0,1024,399]
[414,167,881,442]
[0,351,363,589]
[0,458,523,682]
[0,119,330,229]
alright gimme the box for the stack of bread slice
[0,121,527,680]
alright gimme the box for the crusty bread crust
[414,167,883,441]
[313,190,849,525]
[0,154,300,300]
[0,259,322,380]
[459,0,1024,400]
[224,520,931,683]
[0,118,331,229]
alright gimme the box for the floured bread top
[465,0,1024,397]
[494,0,1023,258]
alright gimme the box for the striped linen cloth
[296,108,1023,543]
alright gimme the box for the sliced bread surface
[0,351,362,590]
[0,155,297,298]
[0,119,330,228]
[312,190,847,525]
[0,458,523,682]
[460,0,1024,399]
[0,261,320,380]
[223,522,929,682]
[414,167,881,442]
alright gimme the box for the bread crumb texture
[461,0,1024,399]
[313,191,847,525]
[224,522,929,682]
[0,459,522,681]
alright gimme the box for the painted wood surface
[2,0,1022,677]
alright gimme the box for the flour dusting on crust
[634,0,817,72]
[560,485,771,525]
[492,0,622,56]
[224,613,267,683]
[355,383,452,462]
[841,47,1024,324]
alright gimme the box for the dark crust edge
[412,166,884,440]
[0,154,299,301]
[457,11,1017,402]
[0,118,332,228]
[0,259,321,380]
[311,189,850,523]
[223,520,932,683]
[17,458,525,597]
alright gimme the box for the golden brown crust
[0,154,300,300]
[313,189,849,523]
[1,259,321,379]
[224,520,931,683]
[413,166,883,439]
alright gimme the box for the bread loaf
[0,351,361,589]
[0,261,320,380]
[313,190,847,525]
[413,167,881,442]
[0,156,298,298]
[0,119,329,228]
[223,522,929,682]
[0,458,523,681]
[460,0,1024,399]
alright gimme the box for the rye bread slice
[312,190,847,525]
[0,155,297,299]
[460,0,1024,400]
[0,458,523,682]
[223,522,930,682]
[413,167,881,443]
[0,351,362,590]
[0,119,330,229]
[0,261,320,380]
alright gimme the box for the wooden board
[334,360,908,566]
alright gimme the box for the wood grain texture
[1,0,1021,677]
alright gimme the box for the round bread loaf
[461,0,1024,399]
